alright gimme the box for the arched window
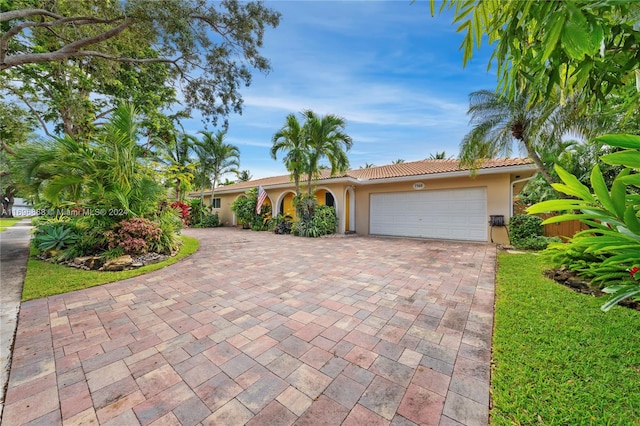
[325,192,335,207]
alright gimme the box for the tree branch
[95,107,116,120]
[0,139,17,156]
[0,9,63,22]
[1,18,134,70]
[11,90,53,137]
[71,50,181,65]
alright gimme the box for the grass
[22,236,199,301]
[492,252,640,425]
[0,217,22,232]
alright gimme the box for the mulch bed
[545,267,640,311]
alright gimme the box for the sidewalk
[0,219,32,420]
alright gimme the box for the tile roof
[205,158,535,194]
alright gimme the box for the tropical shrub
[231,193,255,227]
[15,104,166,217]
[199,213,220,228]
[106,217,162,255]
[517,235,561,251]
[67,214,117,258]
[188,199,208,226]
[171,201,190,226]
[509,215,543,242]
[294,193,317,222]
[528,134,640,311]
[231,188,269,229]
[270,214,293,234]
[150,209,183,255]
[33,222,79,252]
[508,214,557,250]
[293,205,337,237]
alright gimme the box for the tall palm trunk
[523,139,557,187]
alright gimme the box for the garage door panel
[369,188,487,241]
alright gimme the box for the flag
[256,186,267,214]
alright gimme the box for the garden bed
[545,266,640,311]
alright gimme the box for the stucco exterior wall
[195,169,533,244]
[352,173,514,244]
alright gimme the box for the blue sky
[184,1,499,180]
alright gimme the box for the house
[195,158,537,245]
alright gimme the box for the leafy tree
[1,46,177,141]
[271,113,308,196]
[1,0,281,133]
[194,130,240,216]
[0,102,36,209]
[301,110,352,196]
[433,1,640,105]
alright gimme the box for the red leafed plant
[105,218,162,255]
[171,201,190,226]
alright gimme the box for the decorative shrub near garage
[509,214,558,250]
[293,204,337,237]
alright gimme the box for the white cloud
[206,1,500,180]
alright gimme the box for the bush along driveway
[3,228,496,425]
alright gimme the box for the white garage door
[369,187,487,241]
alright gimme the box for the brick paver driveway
[3,228,496,425]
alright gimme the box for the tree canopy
[434,1,640,105]
[1,0,281,130]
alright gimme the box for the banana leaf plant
[528,134,640,311]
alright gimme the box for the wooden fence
[513,205,589,240]
[542,219,589,239]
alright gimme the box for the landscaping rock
[101,255,133,271]
[72,256,104,270]
[135,252,166,265]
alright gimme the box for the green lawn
[492,252,640,425]
[0,217,22,232]
[22,236,199,301]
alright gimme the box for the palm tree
[459,89,601,187]
[155,131,197,202]
[391,158,405,164]
[460,89,557,185]
[428,151,450,160]
[360,162,375,169]
[271,113,307,196]
[237,170,252,182]
[194,130,240,208]
[16,103,163,215]
[301,110,352,196]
